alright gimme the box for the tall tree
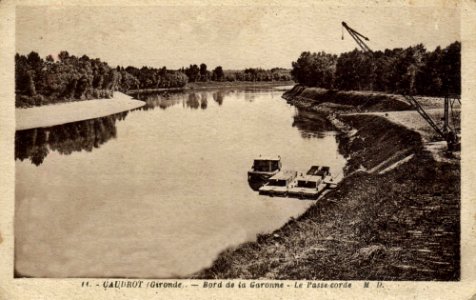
[199,63,208,82]
[185,64,200,82]
[291,51,337,88]
[212,66,225,81]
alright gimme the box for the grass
[338,115,423,173]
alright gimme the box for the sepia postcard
[1,0,476,299]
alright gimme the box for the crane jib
[341,22,372,52]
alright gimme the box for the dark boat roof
[307,165,330,176]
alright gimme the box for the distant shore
[186,80,295,90]
[126,80,295,94]
[16,92,145,131]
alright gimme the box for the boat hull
[247,171,278,191]
[287,191,319,200]
[258,189,288,197]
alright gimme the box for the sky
[16,5,460,70]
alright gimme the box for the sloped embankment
[282,85,412,112]
[337,115,422,175]
[194,113,460,280]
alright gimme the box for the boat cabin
[248,156,281,184]
[247,156,283,190]
[295,176,321,188]
[250,157,281,173]
[259,170,297,196]
[288,173,326,199]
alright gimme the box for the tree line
[15,51,292,108]
[180,64,292,83]
[291,41,460,96]
[15,51,189,108]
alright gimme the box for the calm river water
[15,87,346,278]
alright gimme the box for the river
[15,87,346,278]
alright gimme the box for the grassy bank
[283,85,413,112]
[193,92,460,280]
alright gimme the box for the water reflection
[134,89,270,111]
[212,91,224,105]
[15,112,128,166]
[200,92,208,110]
[292,108,337,139]
[186,93,200,109]
[134,91,227,110]
[243,91,256,102]
[132,92,182,111]
[133,89,283,111]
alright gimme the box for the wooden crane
[341,21,460,151]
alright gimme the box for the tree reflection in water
[212,91,224,105]
[243,91,256,102]
[131,90,250,111]
[292,107,337,139]
[200,92,208,110]
[15,111,128,166]
[133,92,182,111]
[186,93,200,109]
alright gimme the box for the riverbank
[16,92,145,131]
[193,88,460,280]
[282,85,412,112]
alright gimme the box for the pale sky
[16,5,460,70]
